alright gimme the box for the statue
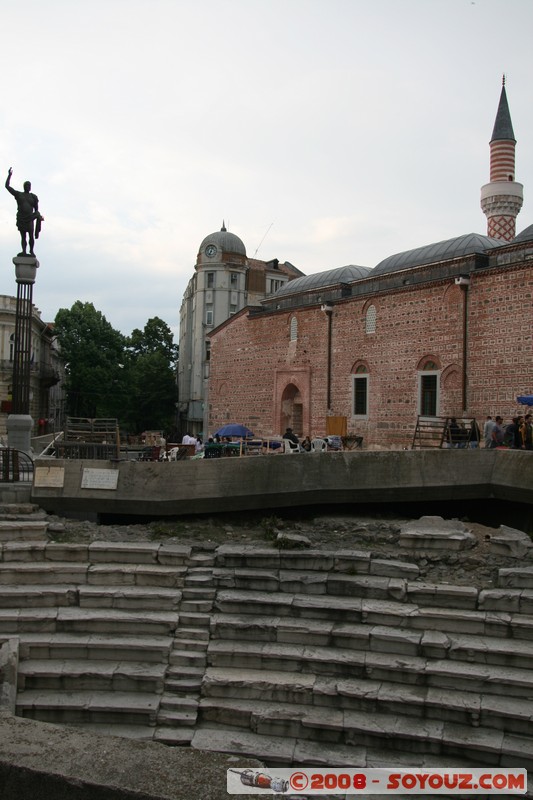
[5,168,44,257]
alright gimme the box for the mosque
[179,82,533,449]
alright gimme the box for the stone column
[7,256,39,454]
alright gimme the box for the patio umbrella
[517,396,533,406]
[214,423,255,438]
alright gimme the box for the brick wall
[208,260,533,448]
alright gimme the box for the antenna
[253,222,274,258]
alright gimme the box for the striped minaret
[480,77,523,241]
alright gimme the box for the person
[520,414,533,450]
[490,416,505,448]
[182,432,195,445]
[468,419,480,448]
[5,168,43,256]
[483,416,495,448]
[300,436,312,452]
[504,417,522,448]
[447,418,460,448]
[282,427,299,445]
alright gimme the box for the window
[418,361,439,417]
[290,316,298,341]
[365,305,377,334]
[270,279,282,293]
[352,366,368,417]
[230,272,238,287]
[206,306,213,326]
[9,333,14,362]
[229,304,237,316]
[206,272,214,289]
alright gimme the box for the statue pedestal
[7,414,33,455]
[13,256,39,284]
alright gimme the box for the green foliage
[54,301,127,419]
[54,304,178,433]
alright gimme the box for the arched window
[352,364,369,417]
[290,316,298,341]
[9,333,14,362]
[365,305,376,334]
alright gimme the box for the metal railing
[0,448,34,482]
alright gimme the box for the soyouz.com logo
[227,767,527,794]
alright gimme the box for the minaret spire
[480,79,523,241]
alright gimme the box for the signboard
[81,468,119,491]
[34,466,65,488]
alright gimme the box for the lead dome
[199,224,246,257]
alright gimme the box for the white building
[178,224,302,436]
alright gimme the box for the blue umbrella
[517,396,533,406]
[214,423,255,438]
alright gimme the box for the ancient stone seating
[1,521,533,781]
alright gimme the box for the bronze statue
[5,168,44,257]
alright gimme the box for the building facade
[177,224,302,436]
[206,84,533,449]
[0,295,63,440]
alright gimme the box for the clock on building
[205,244,217,258]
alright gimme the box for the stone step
[173,626,210,643]
[18,632,173,662]
[169,649,207,668]
[179,599,213,613]
[0,607,179,636]
[16,689,160,726]
[0,503,42,516]
[78,585,182,611]
[156,708,198,727]
[155,726,195,745]
[159,693,199,711]
[214,589,533,640]
[17,658,166,693]
[87,541,192,567]
[0,520,48,542]
[210,612,533,668]
[172,636,209,652]
[165,673,204,693]
[184,573,215,589]
[0,584,78,608]
[202,666,533,735]
[178,612,211,628]
[0,561,187,588]
[197,696,533,768]
[181,587,217,600]
[206,639,533,697]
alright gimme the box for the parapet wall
[31,449,532,518]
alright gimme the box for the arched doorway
[280,383,303,436]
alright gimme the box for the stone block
[157,544,192,565]
[498,566,533,589]
[477,588,521,612]
[45,543,90,562]
[370,625,422,656]
[279,570,328,595]
[2,542,46,562]
[489,525,533,559]
[88,541,159,564]
[370,559,419,579]
[420,630,450,659]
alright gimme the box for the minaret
[480,76,523,241]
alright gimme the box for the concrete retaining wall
[31,449,532,518]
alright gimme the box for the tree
[124,317,178,433]
[54,302,127,419]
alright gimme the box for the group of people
[483,414,533,450]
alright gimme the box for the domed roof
[272,264,371,297]
[513,224,533,244]
[373,233,503,276]
[199,224,246,256]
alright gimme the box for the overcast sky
[1,0,532,340]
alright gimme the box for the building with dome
[205,82,533,448]
[177,224,302,435]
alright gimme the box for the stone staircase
[1,514,533,788]
[189,544,533,775]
